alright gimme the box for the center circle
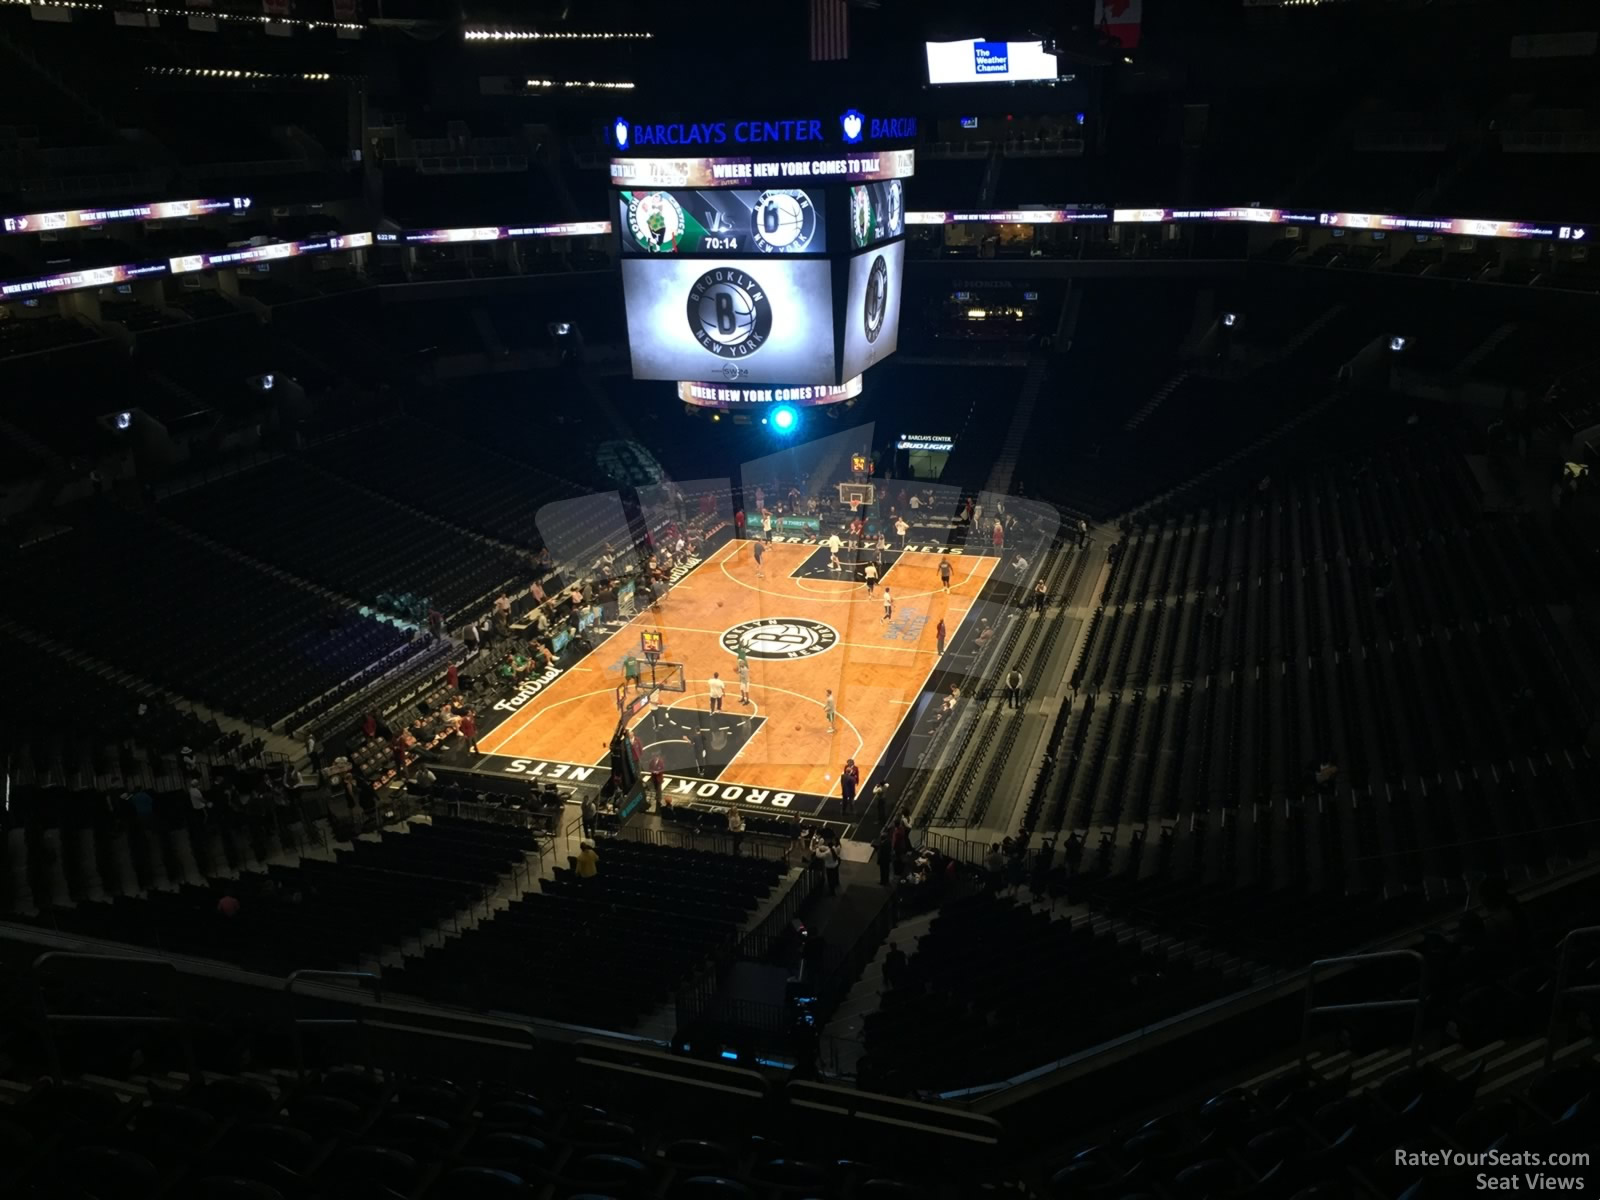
[721,618,840,661]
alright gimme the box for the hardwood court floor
[483,539,997,800]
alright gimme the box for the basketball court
[469,537,998,822]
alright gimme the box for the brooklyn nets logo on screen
[627,191,686,253]
[750,189,818,254]
[721,618,840,661]
[863,254,889,344]
[687,268,773,357]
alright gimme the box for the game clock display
[620,188,827,256]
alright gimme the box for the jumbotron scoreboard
[610,109,917,396]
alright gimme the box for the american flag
[810,0,849,61]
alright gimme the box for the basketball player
[828,531,843,560]
[939,556,953,593]
[737,656,751,705]
[707,672,725,713]
[936,616,946,654]
[882,587,893,622]
[649,753,665,809]
[752,539,765,579]
[824,689,836,733]
[840,758,860,817]
[863,561,878,596]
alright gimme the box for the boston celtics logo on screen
[850,186,872,248]
[722,618,840,660]
[687,268,773,357]
[626,191,687,253]
[750,189,818,253]
[863,254,889,343]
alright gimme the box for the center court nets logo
[687,267,773,357]
[721,618,840,660]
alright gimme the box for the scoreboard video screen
[849,180,905,249]
[619,188,827,256]
[621,257,836,384]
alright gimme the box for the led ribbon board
[1,197,248,235]
[677,376,864,407]
[609,150,915,190]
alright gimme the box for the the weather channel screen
[925,39,1059,86]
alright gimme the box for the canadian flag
[1095,0,1142,49]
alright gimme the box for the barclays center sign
[609,110,918,151]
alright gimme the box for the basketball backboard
[836,482,875,508]
[648,660,687,693]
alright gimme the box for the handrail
[1300,949,1425,1066]
[31,951,195,1083]
[1545,924,1600,1068]
[285,969,383,1078]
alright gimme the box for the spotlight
[1222,312,1237,328]
[114,410,132,431]
[771,405,798,433]
[1389,336,1408,352]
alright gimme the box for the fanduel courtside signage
[610,112,917,151]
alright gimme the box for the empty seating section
[23,819,538,978]
[1042,1051,1599,1200]
[877,365,1021,485]
[303,420,573,550]
[162,457,531,623]
[993,153,1090,208]
[0,1022,988,1199]
[1027,435,1597,944]
[0,509,413,725]
[1018,281,1205,517]
[861,892,1237,1094]
[0,346,163,459]
[1,632,216,783]
[417,370,619,480]
[0,313,98,361]
[906,157,985,209]
[386,841,787,1029]
[136,316,312,405]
